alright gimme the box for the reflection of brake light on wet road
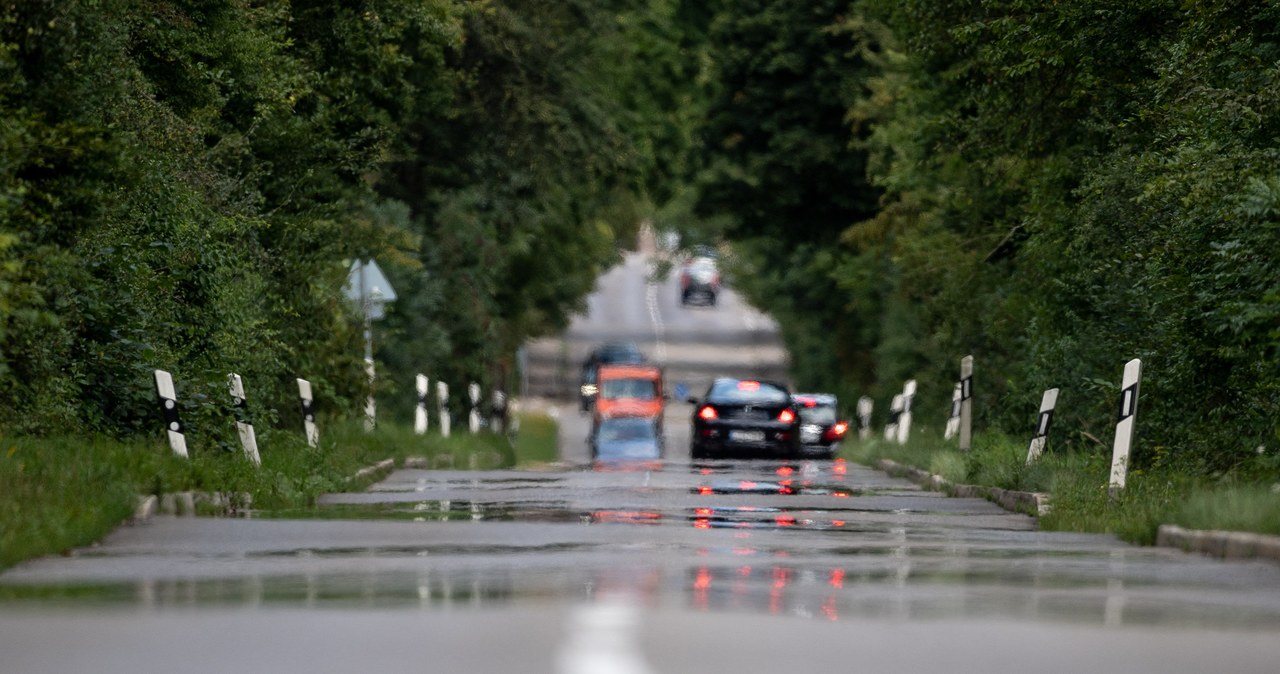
[695,508,712,516]
[776,466,794,477]
[833,459,847,476]
[591,511,662,524]
[830,569,845,589]
[694,518,711,529]
[697,486,713,495]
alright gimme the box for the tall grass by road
[846,431,1280,545]
[0,412,556,571]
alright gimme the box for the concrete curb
[131,491,252,523]
[1157,525,1280,564]
[876,459,1052,517]
[353,458,396,481]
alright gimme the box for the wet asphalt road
[4,248,1280,673]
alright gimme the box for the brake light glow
[698,405,718,420]
[777,409,795,423]
[824,421,848,441]
[737,380,761,391]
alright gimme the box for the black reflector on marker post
[154,370,188,458]
[1025,388,1060,465]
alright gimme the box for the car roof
[792,392,838,406]
[597,364,661,377]
[592,342,645,362]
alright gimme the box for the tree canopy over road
[1,0,1276,474]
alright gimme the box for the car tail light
[777,409,795,423]
[737,380,761,391]
[698,405,718,420]
[824,422,849,441]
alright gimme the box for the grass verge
[843,430,1280,545]
[0,410,559,572]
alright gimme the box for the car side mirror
[686,396,699,405]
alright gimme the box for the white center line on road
[557,597,659,674]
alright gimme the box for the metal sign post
[1110,359,1143,493]
[344,259,397,432]
[228,373,261,466]
[154,370,188,458]
[959,356,974,452]
[1025,388,1060,465]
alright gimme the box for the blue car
[590,416,664,461]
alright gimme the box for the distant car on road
[593,363,665,426]
[679,256,720,307]
[590,415,664,462]
[580,342,647,411]
[791,393,848,459]
[689,378,800,459]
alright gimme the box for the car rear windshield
[601,378,657,399]
[708,380,789,404]
[798,405,837,424]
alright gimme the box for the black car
[689,378,801,459]
[792,393,848,459]
[580,342,646,411]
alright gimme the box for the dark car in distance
[792,393,848,459]
[689,378,801,459]
[679,256,720,307]
[580,342,646,411]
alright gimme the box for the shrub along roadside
[845,433,1280,546]
[0,411,557,572]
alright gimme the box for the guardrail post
[491,390,507,434]
[153,369,188,458]
[896,379,917,445]
[228,373,261,466]
[1025,388,1059,465]
[415,374,430,435]
[856,396,873,441]
[1109,359,1142,495]
[959,355,974,452]
[297,378,319,447]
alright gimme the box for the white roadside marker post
[959,355,974,452]
[437,381,451,438]
[415,374,430,435]
[297,378,319,448]
[1109,359,1143,495]
[469,382,482,433]
[491,390,507,434]
[944,382,962,440]
[856,396,873,441]
[153,369,188,458]
[896,379,917,445]
[1025,388,1060,465]
[228,373,261,466]
[885,394,903,441]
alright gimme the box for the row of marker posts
[863,354,1143,494]
[156,369,506,463]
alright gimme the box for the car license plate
[800,425,821,443]
[729,429,765,443]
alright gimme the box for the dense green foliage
[683,1,1279,476]
[0,1,641,443]
[1,1,1277,486]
